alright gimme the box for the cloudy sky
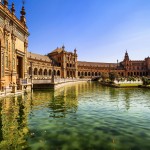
[8,0,150,62]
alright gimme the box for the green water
[0,82,150,150]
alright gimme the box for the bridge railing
[53,78,90,84]
[32,77,91,84]
[33,79,51,84]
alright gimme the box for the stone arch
[78,72,80,76]
[92,72,94,76]
[57,70,60,76]
[53,70,56,76]
[44,69,47,75]
[140,72,142,76]
[67,71,69,77]
[95,72,97,76]
[39,68,43,75]
[34,68,38,75]
[81,72,84,76]
[88,72,90,76]
[85,72,87,76]
[49,69,52,76]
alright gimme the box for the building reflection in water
[1,82,148,149]
[0,95,29,149]
[0,82,91,148]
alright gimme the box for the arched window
[39,69,43,75]
[67,71,69,77]
[78,72,80,76]
[57,70,60,76]
[49,70,52,76]
[53,70,56,76]
[44,69,47,75]
[34,68,38,75]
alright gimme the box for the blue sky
[7,0,150,62]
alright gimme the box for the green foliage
[127,76,136,81]
[109,72,118,82]
[101,73,109,81]
[109,72,115,82]
[142,77,150,85]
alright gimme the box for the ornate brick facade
[0,1,29,92]
[27,48,150,80]
[1,1,150,93]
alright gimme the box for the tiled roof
[27,52,51,62]
[78,61,117,67]
[50,47,63,53]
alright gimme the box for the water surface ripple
[0,82,150,150]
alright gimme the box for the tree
[109,72,119,82]
[101,73,109,82]
[142,77,150,85]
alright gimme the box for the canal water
[0,82,150,150]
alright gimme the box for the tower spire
[11,3,15,15]
[124,50,129,61]
[3,0,8,8]
[20,5,26,26]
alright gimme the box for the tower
[0,0,30,92]
[124,51,129,61]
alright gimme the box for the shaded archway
[57,70,60,76]
[53,70,56,76]
[39,69,43,75]
[78,72,80,76]
[44,69,47,75]
[34,68,38,75]
[49,70,52,76]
